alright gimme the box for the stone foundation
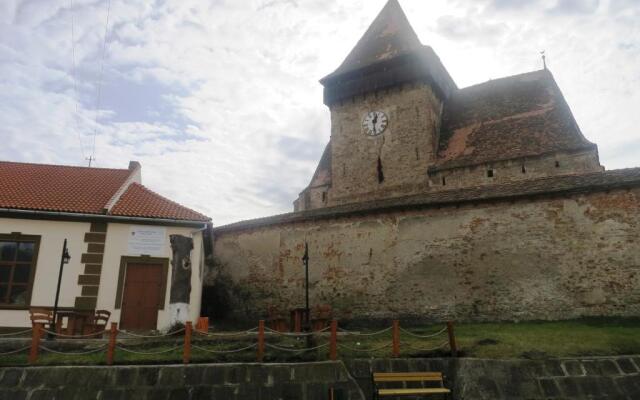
[2,357,639,399]
[347,357,640,400]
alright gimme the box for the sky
[1,0,638,226]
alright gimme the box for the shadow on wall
[200,261,256,321]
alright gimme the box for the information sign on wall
[128,226,166,256]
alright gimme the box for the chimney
[128,161,141,171]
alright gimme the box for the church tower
[294,0,456,211]
[294,0,601,212]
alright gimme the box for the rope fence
[2,319,458,366]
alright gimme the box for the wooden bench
[372,372,451,399]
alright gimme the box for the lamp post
[302,241,311,347]
[302,242,310,327]
[51,239,71,337]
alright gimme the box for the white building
[0,160,211,331]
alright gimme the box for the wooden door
[120,263,164,331]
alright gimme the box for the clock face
[362,111,388,136]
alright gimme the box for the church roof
[320,0,457,104]
[434,69,596,171]
[323,0,422,79]
[218,168,640,233]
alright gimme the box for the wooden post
[392,320,400,358]
[196,317,209,333]
[183,321,192,365]
[106,322,118,365]
[29,323,42,365]
[447,321,457,357]
[294,311,302,333]
[329,320,337,361]
[257,320,265,362]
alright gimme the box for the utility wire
[69,0,86,161]
[89,0,112,167]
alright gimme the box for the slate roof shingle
[435,69,596,170]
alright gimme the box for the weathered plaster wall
[211,187,640,321]
[0,218,204,330]
[0,218,89,327]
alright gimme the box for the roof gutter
[0,208,209,228]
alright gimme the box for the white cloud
[0,0,639,226]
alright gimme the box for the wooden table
[290,308,309,333]
[55,310,95,336]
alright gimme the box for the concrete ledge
[1,356,638,399]
[0,361,365,400]
[345,356,640,400]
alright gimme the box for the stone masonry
[0,361,364,400]
[2,357,639,399]
[346,356,640,400]
[212,184,640,322]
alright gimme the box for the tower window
[555,161,560,168]
[487,169,494,178]
[322,192,327,202]
[521,165,526,174]
[377,157,384,183]
[442,176,446,186]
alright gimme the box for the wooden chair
[195,317,209,333]
[372,372,451,399]
[87,310,111,335]
[267,305,288,332]
[29,307,53,335]
[311,304,332,331]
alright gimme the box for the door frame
[114,256,169,312]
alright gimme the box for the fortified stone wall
[427,150,603,191]
[211,187,640,321]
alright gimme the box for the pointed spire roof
[325,0,422,79]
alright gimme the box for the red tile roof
[110,183,209,222]
[0,161,209,222]
[0,161,131,214]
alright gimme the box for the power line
[89,0,112,167]
[69,0,86,161]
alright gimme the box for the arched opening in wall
[377,157,384,183]
[555,161,560,168]
[521,165,526,174]
[487,169,494,178]
[322,191,327,203]
[442,176,446,186]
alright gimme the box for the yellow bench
[372,372,451,399]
